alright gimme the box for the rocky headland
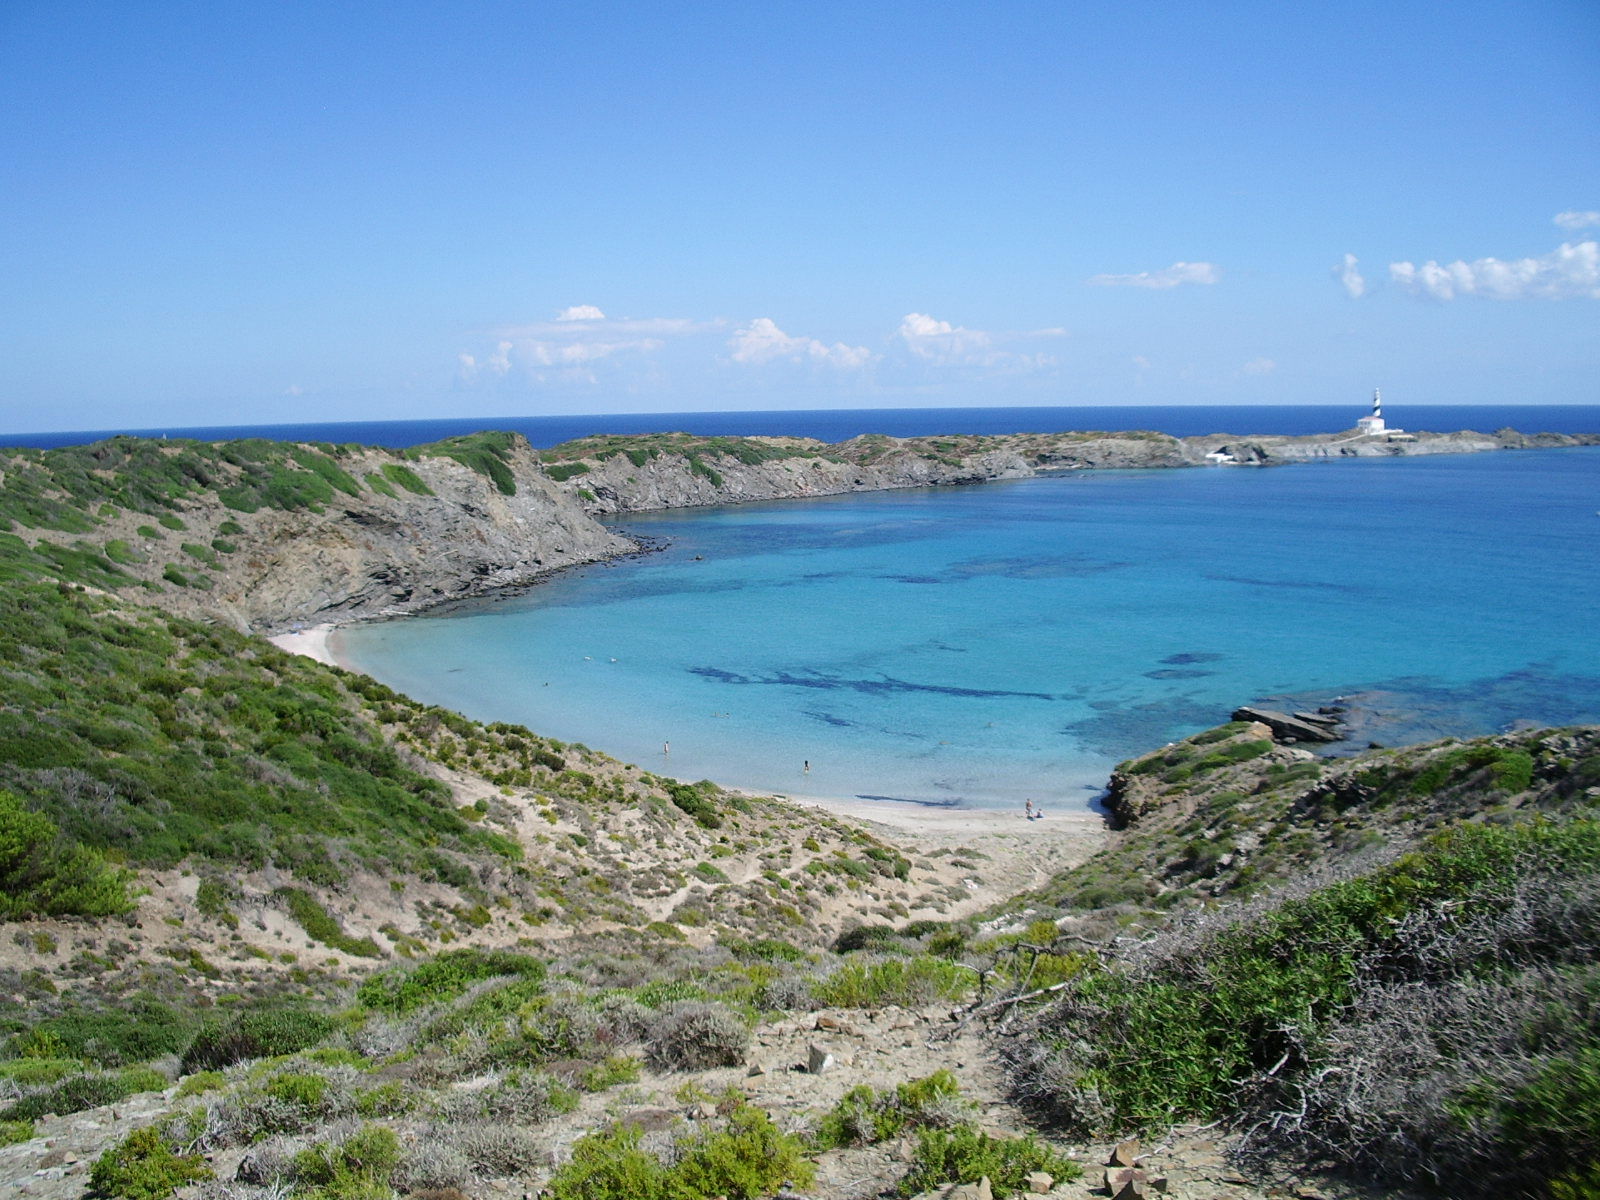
[4,423,1592,636]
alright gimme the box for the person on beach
[1024,799,1033,819]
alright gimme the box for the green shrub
[1445,1045,1600,1195]
[354,1080,411,1116]
[181,1006,335,1070]
[816,1070,966,1149]
[0,1057,79,1086]
[581,1055,641,1090]
[0,1119,36,1147]
[1,1066,167,1122]
[835,924,901,953]
[813,955,973,1008]
[278,887,383,957]
[380,462,433,495]
[363,471,397,499]
[291,1123,401,1195]
[1016,817,1600,1141]
[546,462,591,482]
[87,1125,212,1200]
[356,946,545,1013]
[419,432,519,494]
[896,1125,1078,1198]
[20,998,194,1066]
[543,1105,814,1200]
[174,1070,226,1099]
[673,1104,816,1199]
[540,1123,670,1200]
[157,513,185,531]
[664,780,722,829]
[264,1070,331,1112]
[0,790,133,919]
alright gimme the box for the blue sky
[1,1,1595,433]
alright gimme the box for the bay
[337,446,1600,811]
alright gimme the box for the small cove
[337,447,1600,811]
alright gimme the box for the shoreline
[754,786,1106,839]
[267,623,348,669]
[732,787,1112,911]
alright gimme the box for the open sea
[330,426,1600,812]
[8,403,1600,449]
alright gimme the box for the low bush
[0,789,133,919]
[0,1119,36,1146]
[1010,816,1600,1194]
[356,946,546,1014]
[87,1125,212,1200]
[182,1006,335,1071]
[644,1001,749,1071]
[290,1122,402,1196]
[0,1066,167,1122]
[896,1124,1079,1198]
[816,1070,968,1149]
[543,1103,814,1200]
[812,954,973,1008]
[278,887,384,957]
[14,997,196,1066]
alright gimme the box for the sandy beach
[740,787,1111,911]
[267,623,344,668]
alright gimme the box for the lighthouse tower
[1356,388,1386,435]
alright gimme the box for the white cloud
[1087,261,1220,289]
[1389,241,1600,301]
[728,318,873,369]
[897,312,992,362]
[1335,253,1366,299]
[283,383,304,397]
[893,313,1063,369]
[1241,357,1276,376]
[457,309,710,385]
[1554,211,1600,233]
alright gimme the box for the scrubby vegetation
[998,751,1600,1197]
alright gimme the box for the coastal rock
[1232,707,1343,744]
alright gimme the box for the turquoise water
[337,448,1600,809]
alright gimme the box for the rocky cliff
[7,424,1594,634]
[542,426,1600,514]
[537,430,1187,515]
[0,435,633,633]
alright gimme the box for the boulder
[1232,706,1343,743]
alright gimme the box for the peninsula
[2,423,1593,635]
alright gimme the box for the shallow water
[338,448,1600,810]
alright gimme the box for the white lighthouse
[1356,389,1386,435]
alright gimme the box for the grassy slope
[0,432,526,595]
